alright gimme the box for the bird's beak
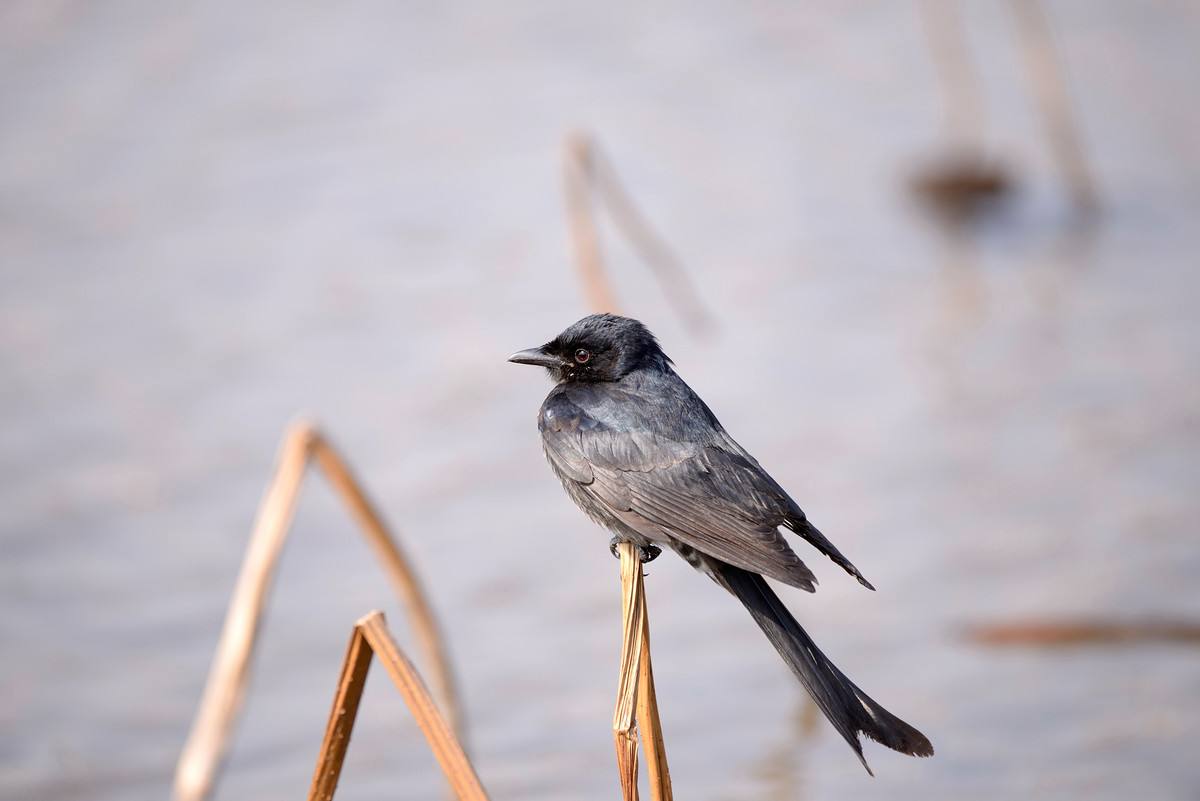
[508,346,567,369]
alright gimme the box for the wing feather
[540,393,818,591]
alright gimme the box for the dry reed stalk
[612,542,673,801]
[1009,0,1097,211]
[635,609,673,801]
[361,611,489,800]
[564,132,714,332]
[612,543,647,800]
[305,611,489,801]
[565,133,619,315]
[310,437,463,738]
[919,0,986,150]
[172,422,463,801]
[306,619,374,801]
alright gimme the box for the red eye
[574,348,591,364]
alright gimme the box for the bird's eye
[574,348,591,364]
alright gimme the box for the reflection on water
[749,700,818,801]
[2,3,1199,801]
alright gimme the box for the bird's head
[508,313,671,383]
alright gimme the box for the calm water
[2,3,1199,800]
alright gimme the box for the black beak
[508,347,567,369]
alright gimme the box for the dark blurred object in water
[912,0,1095,222]
[914,0,1015,222]
[909,151,1016,222]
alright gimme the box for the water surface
[2,3,1198,800]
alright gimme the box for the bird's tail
[705,557,934,774]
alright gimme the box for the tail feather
[704,555,933,773]
[785,514,876,591]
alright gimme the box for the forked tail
[706,556,934,774]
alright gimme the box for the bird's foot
[608,537,661,563]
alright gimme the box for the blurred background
[2,2,1198,800]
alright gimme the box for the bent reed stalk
[172,422,463,801]
[307,611,489,801]
[563,131,714,334]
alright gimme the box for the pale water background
[2,2,1199,800]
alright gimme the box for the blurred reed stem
[564,131,713,333]
[1009,0,1097,211]
[920,0,986,150]
[172,421,463,801]
[963,618,1200,647]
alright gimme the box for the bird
[508,313,933,774]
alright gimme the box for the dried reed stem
[612,542,673,801]
[357,611,490,800]
[172,424,312,801]
[1009,0,1097,211]
[613,543,646,800]
[306,621,374,801]
[311,437,464,738]
[919,0,986,150]
[636,610,673,801]
[305,612,489,801]
[565,133,619,314]
[172,422,463,801]
[963,618,1200,647]
[564,132,714,332]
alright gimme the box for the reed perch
[613,541,674,801]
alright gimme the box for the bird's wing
[715,433,876,590]
[541,397,818,591]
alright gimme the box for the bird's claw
[608,538,662,564]
[639,544,662,563]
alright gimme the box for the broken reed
[172,422,463,801]
[563,131,714,333]
[306,611,488,801]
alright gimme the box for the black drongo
[509,313,932,773]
